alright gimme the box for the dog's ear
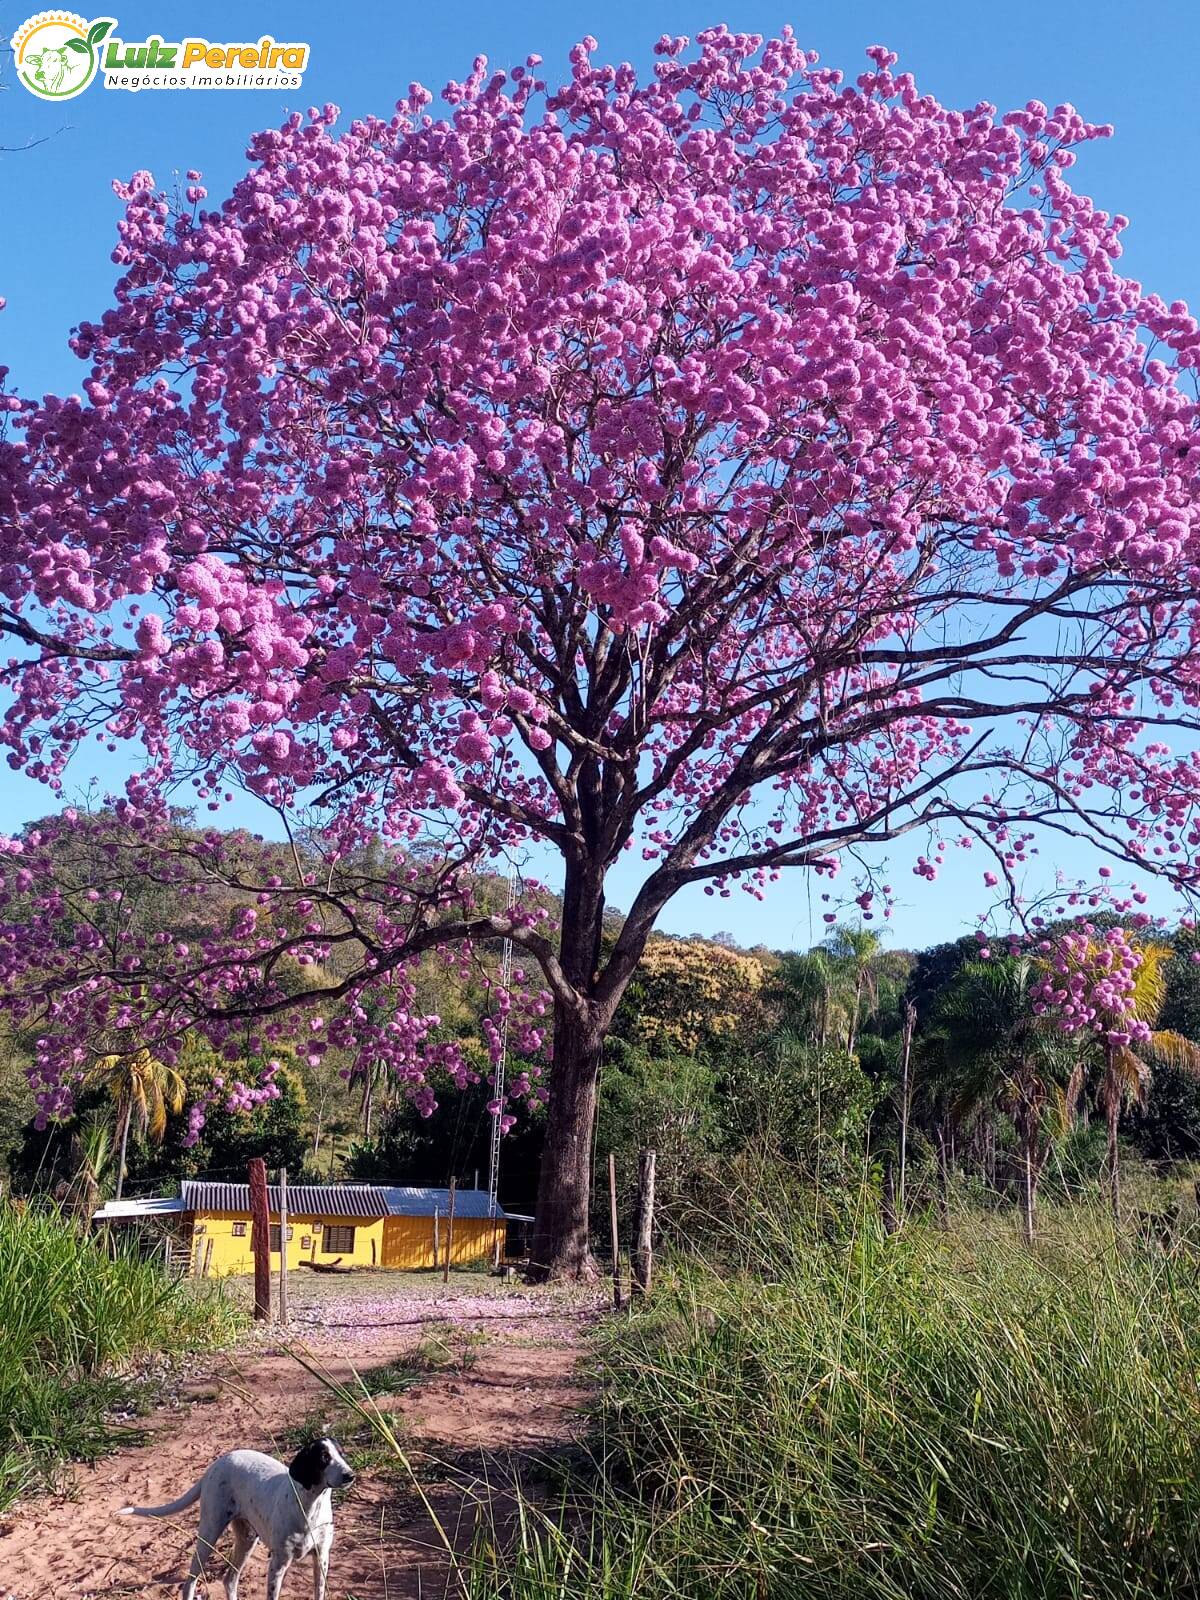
[288,1438,328,1489]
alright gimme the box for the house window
[269,1225,294,1252]
[323,1224,355,1254]
[231,1222,247,1238]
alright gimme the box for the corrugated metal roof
[180,1181,508,1220]
[379,1186,506,1219]
[92,1195,185,1221]
[181,1181,391,1218]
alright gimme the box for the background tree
[0,1024,33,1192]
[84,1050,184,1202]
[1156,928,1200,1044]
[5,32,1200,1274]
[724,1033,879,1177]
[346,1068,546,1214]
[906,937,985,1029]
[768,950,849,1051]
[923,957,1080,1243]
[595,1036,722,1223]
[824,926,883,1058]
[1038,932,1200,1218]
[65,1110,114,1220]
[1129,1059,1200,1163]
[128,1041,311,1186]
[612,937,768,1058]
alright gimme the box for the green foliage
[1129,1060,1200,1161]
[768,948,850,1048]
[190,1067,310,1177]
[905,934,983,1026]
[0,1203,241,1511]
[1158,927,1200,1043]
[0,1034,33,1189]
[346,1067,545,1214]
[128,1046,311,1185]
[724,1036,880,1173]
[8,1084,112,1197]
[595,1037,722,1221]
[921,957,1080,1124]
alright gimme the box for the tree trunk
[881,1151,899,1235]
[847,972,863,1058]
[361,1070,374,1143]
[1107,1095,1121,1223]
[114,1099,132,1203]
[529,1000,604,1279]
[1021,1136,1036,1247]
[897,1001,915,1213]
[935,1123,950,1230]
[528,847,615,1281]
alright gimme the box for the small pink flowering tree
[4,28,1200,1274]
[1034,928,1200,1217]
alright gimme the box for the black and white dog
[120,1436,355,1600]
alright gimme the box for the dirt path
[0,1275,597,1600]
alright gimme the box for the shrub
[0,1203,241,1511]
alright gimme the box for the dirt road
[0,1274,595,1599]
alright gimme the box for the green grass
[457,1184,1200,1600]
[276,1355,427,1473]
[409,1320,490,1374]
[0,1202,243,1512]
[279,1324,495,1482]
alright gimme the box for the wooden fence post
[443,1177,456,1283]
[277,1166,289,1328]
[608,1153,623,1310]
[897,1000,916,1215]
[632,1148,656,1296]
[248,1157,270,1322]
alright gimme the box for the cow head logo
[12,11,115,100]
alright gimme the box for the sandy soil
[0,1273,597,1600]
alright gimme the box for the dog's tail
[117,1480,203,1518]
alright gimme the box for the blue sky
[1,0,1198,953]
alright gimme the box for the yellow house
[176,1180,508,1277]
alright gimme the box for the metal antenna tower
[487,870,517,1217]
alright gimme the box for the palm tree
[358,1057,394,1142]
[67,1110,115,1221]
[924,956,1081,1244]
[1083,941,1200,1221]
[770,949,849,1049]
[825,925,883,1057]
[85,1048,186,1201]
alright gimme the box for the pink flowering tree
[1033,927,1200,1216]
[3,28,1200,1274]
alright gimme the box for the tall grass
[0,1203,242,1511]
[461,1183,1200,1599]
